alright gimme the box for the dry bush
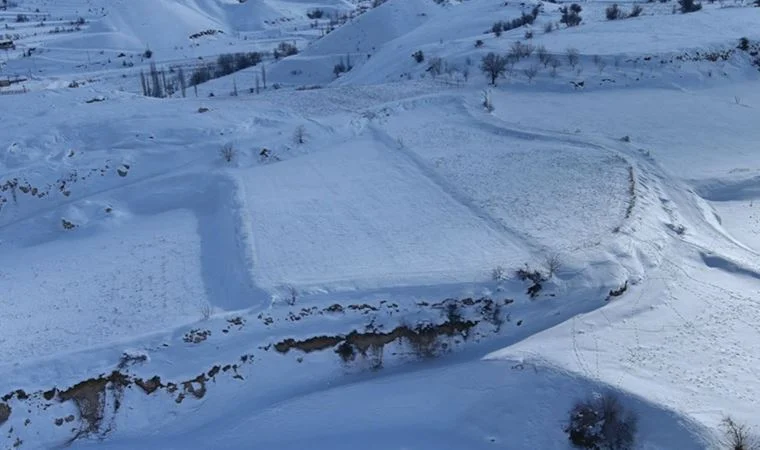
[220,143,236,163]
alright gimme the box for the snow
[0,210,206,365]
[242,135,529,292]
[1,0,760,448]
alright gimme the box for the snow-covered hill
[1,0,760,448]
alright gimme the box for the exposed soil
[0,403,10,425]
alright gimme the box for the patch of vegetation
[560,3,583,27]
[566,392,638,450]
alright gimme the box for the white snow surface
[1,0,760,448]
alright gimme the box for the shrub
[524,30,534,39]
[475,39,484,47]
[306,9,324,19]
[288,286,299,305]
[143,48,153,59]
[335,342,356,362]
[629,4,643,17]
[606,4,622,19]
[412,50,425,63]
[516,265,546,298]
[273,41,298,59]
[492,265,507,281]
[721,417,759,450]
[739,37,751,51]
[220,143,236,163]
[294,125,306,144]
[544,21,554,33]
[480,52,508,85]
[566,392,638,450]
[333,61,347,77]
[427,57,443,77]
[544,253,562,277]
[16,13,28,22]
[678,0,702,13]
[560,3,582,27]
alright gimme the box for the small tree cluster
[509,41,535,59]
[560,3,583,27]
[333,54,353,77]
[273,41,298,59]
[678,0,702,13]
[566,392,638,450]
[606,4,622,19]
[139,62,170,98]
[606,3,644,19]
[232,52,263,72]
[490,7,540,36]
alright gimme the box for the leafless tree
[566,47,580,69]
[523,64,540,83]
[550,57,561,77]
[480,52,508,85]
[721,417,759,450]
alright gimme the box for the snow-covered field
[1,0,760,448]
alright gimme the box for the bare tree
[593,55,607,74]
[177,66,187,98]
[523,64,540,83]
[149,62,163,98]
[566,48,580,69]
[480,52,508,85]
[550,57,561,77]
[721,417,759,450]
[139,70,149,96]
[537,45,551,67]
[294,125,306,144]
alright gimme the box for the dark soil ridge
[0,353,254,444]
